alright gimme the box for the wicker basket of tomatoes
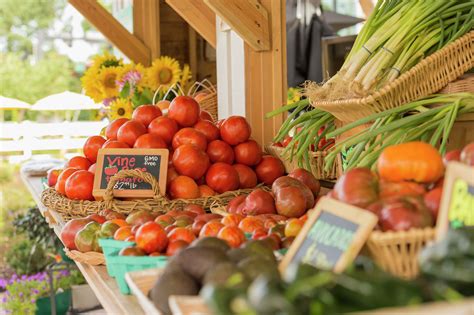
[189,80,218,121]
[327,141,474,279]
[42,97,286,221]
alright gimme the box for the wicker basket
[189,79,218,121]
[64,248,105,266]
[438,73,474,94]
[365,228,436,279]
[265,144,340,180]
[310,31,474,122]
[41,169,257,221]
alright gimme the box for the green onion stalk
[324,93,474,171]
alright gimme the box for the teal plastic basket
[99,238,168,294]
[98,238,135,277]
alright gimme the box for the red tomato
[168,96,200,127]
[55,167,79,195]
[281,136,292,147]
[205,162,240,194]
[148,116,179,145]
[220,116,251,145]
[65,170,94,200]
[169,176,200,199]
[102,139,130,149]
[167,166,179,188]
[132,104,162,127]
[88,163,97,174]
[66,156,92,170]
[216,119,224,129]
[206,140,234,164]
[233,164,258,188]
[193,120,219,142]
[117,120,147,147]
[199,185,216,197]
[234,140,262,166]
[217,226,246,248]
[255,155,285,185]
[172,144,210,179]
[105,118,129,140]
[443,149,461,165]
[167,227,196,244]
[183,204,206,215]
[135,222,168,254]
[83,136,106,163]
[172,128,207,151]
[199,110,214,122]
[133,133,167,149]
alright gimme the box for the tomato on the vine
[220,116,251,146]
[206,140,234,164]
[206,162,240,193]
[83,136,106,163]
[65,170,95,200]
[172,144,210,180]
[168,96,200,127]
[105,118,129,140]
[148,116,179,145]
[172,128,207,151]
[132,105,162,127]
[117,120,147,147]
[133,133,167,149]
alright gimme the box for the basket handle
[103,169,162,203]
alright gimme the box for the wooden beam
[244,0,286,145]
[204,0,270,51]
[165,0,216,49]
[69,0,150,65]
[133,0,160,62]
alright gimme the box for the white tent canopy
[0,96,31,110]
[31,91,102,111]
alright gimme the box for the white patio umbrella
[31,91,102,111]
[0,96,31,109]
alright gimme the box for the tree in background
[0,0,81,119]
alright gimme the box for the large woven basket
[311,31,474,122]
[438,73,474,94]
[365,228,436,279]
[41,169,257,221]
[265,144,340,180]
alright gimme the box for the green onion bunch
[266,99,335,171]
[324,93,474,171]
[313,0,474,99]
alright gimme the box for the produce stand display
[12,0,474,314]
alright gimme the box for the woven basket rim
[369,227,435,241]
[64,248,105,265]
[310,30,474,108]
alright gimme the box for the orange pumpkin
[377,142,444,183]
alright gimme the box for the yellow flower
[179,64,193,92]
[90,52,123,71]
[81,68,104,102]
[109,98,133,120]
[144,56,181,91]
[97,66,124,99]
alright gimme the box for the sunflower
[97,66,125,99]
[90,52,123,71]
[81,69,104,102]
[109,98,133,120]
[144,56,181,91]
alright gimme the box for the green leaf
[119,82,130,98]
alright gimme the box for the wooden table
[21,171,145,315]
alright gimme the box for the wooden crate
[125,268,211,315]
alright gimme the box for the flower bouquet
[81,53,193,120]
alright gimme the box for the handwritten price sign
[280,197,378,273]
[436,162,474,239]
[93,148,169,199]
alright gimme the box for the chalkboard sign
[93,148,169,199]
[436,162,474,239]
[280,197,378,273]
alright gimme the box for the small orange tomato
[114,226,133,241]
[284,218,304,238]
[221,214,244,226]
[217,226,246,248]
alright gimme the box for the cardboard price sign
[280,197,378,273]
[93,148,168,199]
[436,162,474,239]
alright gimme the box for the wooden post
[133,0,161,62]
[244,0,286,145]
[68,0,150,65]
